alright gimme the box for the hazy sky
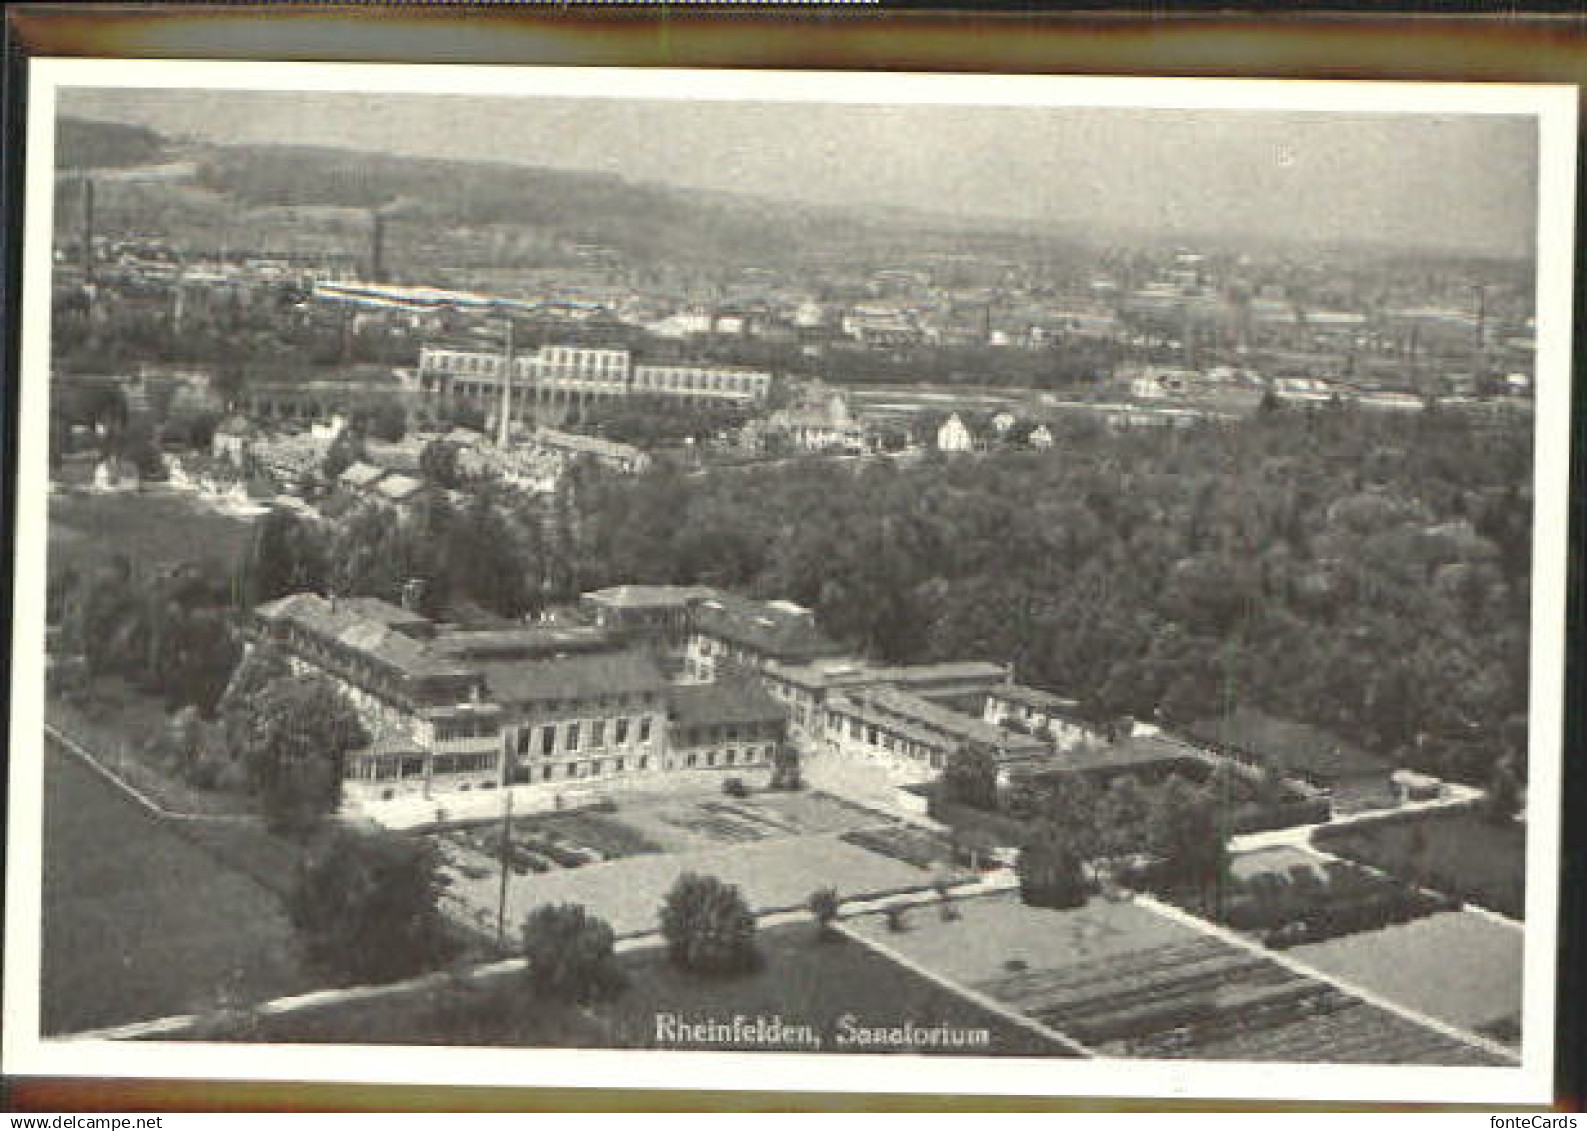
[60,87,1539,256]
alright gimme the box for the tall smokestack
[81,177,95,285]
[498,317,515,447]
[369,211,386,284]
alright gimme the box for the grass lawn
[49,489,259,576]
[46,679,252,818]
[189,922,1073,1056]
[1313,808,1526,919]
[846,892,1204,988]
[40,744,319,1034]
[1289,911,1523,1038]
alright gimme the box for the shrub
[808,886,841,939]
[1017,821,1089,910]
[722,776,749,798]
[659,872,758,975]
[521,903,625,1003]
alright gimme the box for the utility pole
[495,785,514,951]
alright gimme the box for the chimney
[498,317,515,447]
[370,210,386,284]
[80,177,95,286]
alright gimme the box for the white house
[936,413,975,454]
[92,456,141,493]
[310,414,348,441]
[1028,424,1055,450]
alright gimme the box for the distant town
[37,108,1532,1070]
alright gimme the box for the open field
[180,922,1071,1055]
[1313,809,1526,919]
[1290,911,1523,1039]
[46,680,251,818]
[846,892,1507,1065]
[49,489,259,575]
[40,744,317,1034]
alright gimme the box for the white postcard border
[3,59,1573,1106]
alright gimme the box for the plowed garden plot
[841,824,958,870]
[611,789,886,852]
[847,893,1509,1065]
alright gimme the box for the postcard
[3,59,1573,1105]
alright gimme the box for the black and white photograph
[2,61,1573,1105]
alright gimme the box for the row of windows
[677,746,765,769]
[827,711,950,767]
[530,753,648,782]
[433,751,497,775]
[674,721,776,745]
[422,351,767,395]
[514,715,655,758]
[632,368,767,394]
[433,717,499,741]
[275,626,412,712]
[348,749,501,782]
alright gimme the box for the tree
[940,744,999,811]
[322,429,364,482]
[1148,775,1229,901]
[932,875,960,921]
[769,743,802,791]
[420,439,462,490]
[236,509,328,609]
[659,872,758,975]
[367,400,408,443]
[286,827,454,984]
[1096,775,1152,859]
[1016,820,1089,910]
[235,674,368,836]
[521,903,625,1003]
[1482,756,1522,825]
[808,886,840,940]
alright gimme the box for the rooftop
[254,593,473,683]
[478,649,667,706]
[339,461,386,488]
[374,474,425,501]
[1017,733,1201,779]
[832,686,1049,756]
[876,661,1010,688]
[582,584,719,611]
[693,594,844,662]
[1179,707,1390,784]
[989,682,1084,714]
[667,677,788,731]
[533,427,646,462]
[430,625,615,660]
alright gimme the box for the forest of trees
[566,403,1531,787]
[53,396,1531,799]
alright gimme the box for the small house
[936,413,975,454]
